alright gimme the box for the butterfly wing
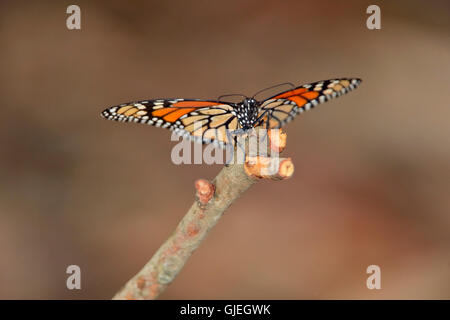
[101,99,240,147]
[256,78,362,128]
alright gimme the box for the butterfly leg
[224,129,251,165]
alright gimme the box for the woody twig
[112,129,293,300]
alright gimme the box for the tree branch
[112,130,293,300]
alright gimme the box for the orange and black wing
[256,78,362,128]
[101,99,240,147]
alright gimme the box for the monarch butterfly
[101,78,361,148]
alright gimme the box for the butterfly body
[234,98,260,130]
[101,78,361,148]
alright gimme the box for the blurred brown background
[0,0,449,299]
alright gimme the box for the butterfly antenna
[217,93,248,101]
[252,82,295,99]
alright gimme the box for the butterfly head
[243,97,258,108]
